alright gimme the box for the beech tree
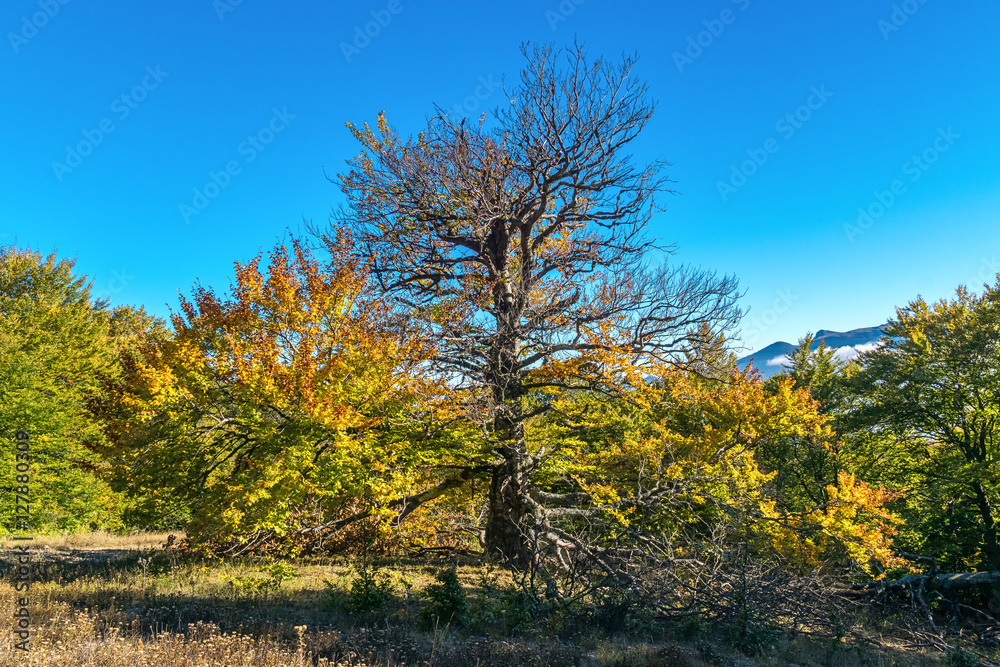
[850,282,1000,575]
[0,247,124,531]
[835,279,1000,625]
[324,44,742,566]
[521,362,902,595]
[758,334,847,514]
[103,235,446,551]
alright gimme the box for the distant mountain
[737,325,887,378]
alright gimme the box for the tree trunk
[485,449,533,567]
[972,482,1000,613]
[482,287,534,566]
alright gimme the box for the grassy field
[0,533,956,666]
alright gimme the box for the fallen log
[843,571,1000,596]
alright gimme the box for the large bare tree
[321,43,741,566]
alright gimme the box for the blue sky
[3,0,998,353]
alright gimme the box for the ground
[0,532,957,666]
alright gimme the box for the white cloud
[832,341,883,362]
[763,341,883,371]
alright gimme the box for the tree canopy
[101,235,453,552]
[849,282,1000,575]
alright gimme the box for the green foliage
[498,587,537,635]
[345,560,395,616]
[221,559,298,599]
[727,581,778,656]
[259,559,299,587]
[592,587,638,635]
[467,567,539,636]
[90,305,182,531]
[685,321,738,380]
[846,281,1000,573]
[419,565,468,629]
[224,573,271,598]
[467,566,504,629]
[676,613,708,639]
[771,333,850,412]
[697,641,726,665]
[0,247,128,532]
[757,334,847,514]
[588,587,659,640]
[945,645,980,667]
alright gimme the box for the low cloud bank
[766,341,884,370]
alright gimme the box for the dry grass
[0,531,177,552]
[0,534,956,667]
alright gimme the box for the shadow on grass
[0,546,961,667]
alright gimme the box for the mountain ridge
[737,325,887,378]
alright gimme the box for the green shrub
[499,587,536,635]
[676,612,707,639]
[467,568,539,636]
[592,587,636,634]
[419,566,468,630]
[346,561,395,616]
[468,567,504,633]
[946,646,980,667]
[259,560,299,588]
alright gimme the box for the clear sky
[3,0,998,353]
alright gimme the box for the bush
[499,587,536,635]
[467,567,540,636]
[259,560,299,588]
[346,561,395,616]
[946,646,980,667]
[419,566,468,630]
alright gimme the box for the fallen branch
[844,571,1000,596]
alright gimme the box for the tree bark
[482,287,534,566]
[973,482,1000,571]
[970,481,1000,613]
[845,571,1000,595]
[485,451,532,567]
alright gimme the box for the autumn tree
[324,43,745,566]
[87,305,181,529]
[103,235,450,552]
[757,334,849,514]
[521,362,901,596]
